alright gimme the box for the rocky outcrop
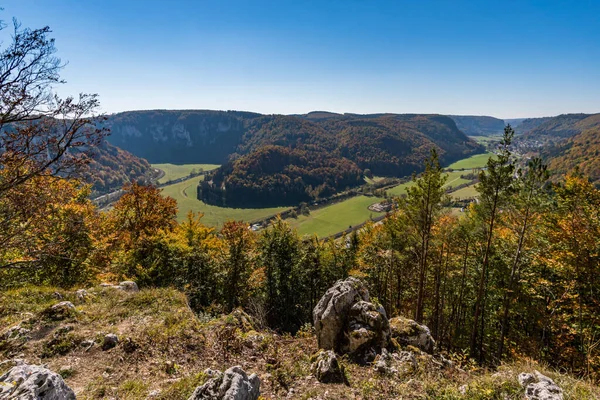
[313,277,369,350]
[344,300,390,362]
[41,301,76,321]
[310,350,347,384]
[188,366,260,400]
[313,277,390,363]
[0,362,76,399]
[389,316,435,354]
[519,371,563,400]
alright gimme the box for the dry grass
[1,286,599,399]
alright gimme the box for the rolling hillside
[83,141,155,196]
[200,113,483,207]
[546,125,600,185]
[105,110,482,207]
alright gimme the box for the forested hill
[200,113,482,207]
[511,116,553,134]
[84,141,155,197]
[106,110,482,165]
[521,113,598,140]
[448,115,505,136]
[543,116,600,186]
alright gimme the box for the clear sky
[2,0,599,118]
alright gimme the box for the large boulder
[310,350,347,384]
[313,277,390,363]
[313,277,369,350]
[389,316,435,354]
[519,371,563,400]
[188,366,260,400]
[0,362,76,399]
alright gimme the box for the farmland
[160,175,288,226]
[288,195,385,238]
[153,163,220,184]
[446,152,494,170]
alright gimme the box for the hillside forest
[1,12,600,393]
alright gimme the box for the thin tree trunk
[470,194,498,358]
[497,208,530,359]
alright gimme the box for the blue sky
[2,0,599,118]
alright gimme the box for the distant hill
[83,140,155,196]
[448,115,505,136]
[541,115,600,185]
[521,114,595,140]
[511,117,554,135]
[199,113,483,207]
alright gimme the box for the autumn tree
[0,18,106,196]
[0,15,105,283]
[108,183,177,279]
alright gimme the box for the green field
[386,171,471,197]
[288,195,384,238]
[386,180,415,197]
[153,163,220,184]
[446,152,494,170]
[469,135,502,145]
[160,176,288,226]
[450,184,479,199]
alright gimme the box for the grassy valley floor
[152,163,220,184]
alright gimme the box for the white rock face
[313,277,371,350]
[0,362,76,400]
[313,277,390,363]
[188,366,260,400]
[519,371,563,400]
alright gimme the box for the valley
[156,152,489,238]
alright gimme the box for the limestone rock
[313,278,389,363]
[41,301,76,321]
[389,316,435,354]
[310,350,347,384]
[2,325,31,342]
[118,281,139,292]
[0,362,76,399]
[75,289,88,302]
[520,371,563,400]
[313,277,369,351]
[373,349,417,376]
[188,366,260,400]
[344,301,390,362]
[102,333,119,350]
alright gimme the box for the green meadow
[153,163,220,184]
